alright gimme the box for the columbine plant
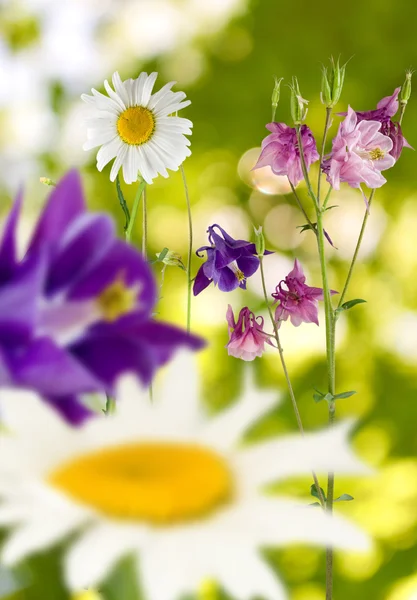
[194,60,413,599]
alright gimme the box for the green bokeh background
[1,0,417,598]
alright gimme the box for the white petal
[110,145,128,182]
[133,72,148,105]
[65,522,147,590]
[83,128,116,150]
[96,137,123,171]
[122,146,140,185]
[141,72,158,107]
[112,72,130,108]
[147,82,176,111]
[235,420,372,490]
[104,79,126,112]
[156,99,192,117]
[201,369,280,450]
[141,144,169,178]
[82,90,121,115]
[136,145,157,184]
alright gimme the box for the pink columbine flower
[272,260,337,327]
[226,305,273,361]
[322,106,395,192]
[253,123,319,186]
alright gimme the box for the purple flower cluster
[0,171,204,424]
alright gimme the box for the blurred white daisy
[0,353,370,600]
[81,71,192,184]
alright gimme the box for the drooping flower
[193,224,271,296]
[0,352,370,600]
[272,259,337,327]
[226,305,274,361]
[351,88,413,160]
[253,123,319,186]
[322,106,395,191]
[82,72,192,184]
[0,171,204,424]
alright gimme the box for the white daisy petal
[147,82,176,110]
[141,72,158,108]
[111,72,130,108]
[65,523,147,590]
[110,145,128,182]
[141,144,169,178]
[82,90,121,115]
[103,80,126,112]
[96,137,123,171]
[156,100,192,117]
[133,72,148,106]
[122,146,140,185]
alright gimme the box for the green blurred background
[1,0,417,598]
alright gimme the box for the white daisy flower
[0,353,370,600]
[81,72,192,185]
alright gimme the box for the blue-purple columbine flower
[193,224,271,295]
[0,171,204,425]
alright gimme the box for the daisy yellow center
[369,147,385,160]
[117,106,155,145]
[48,443,233,524]
[97,278,137,322]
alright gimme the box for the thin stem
[116,175,130,233]
[180,164,193,332]
[259,257,326,509]
[295,125,319,209]
[399,103,406,126]
[317,107,332,203]
[125,180,146,242]
[142,186,148,258]
[325,405,336,600]
[322,186,333,211]
[338,190,375,308]
[288,179,317,235]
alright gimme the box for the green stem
[288,179,317,235]
[322,186,333,211]
[259,257,326,509]
[338,190,375,308]
[180,164,193,332]
[116,175,130,233]
[125,180,146,242]
[142,186,148,258]
[295,125,319,209]
[317,107,332,204]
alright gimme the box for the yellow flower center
[235,269,246,283]
[117,106,155,145]
[48,443,233,524]
[97,278,137,322]
[369,147,385,161]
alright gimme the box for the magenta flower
[272,260,336,327]
[253,123,319,186]
[352,88,413,160]
[322,107,395,192]
[226,305,273,361]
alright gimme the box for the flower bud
[156,249,185,269]
[320,57,346,108]
[400,69,413,106]
[254,225,265,256]
[39,176,56,187]
[290,77,309,125]
[271,76,283,120]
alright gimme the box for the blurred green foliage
[1,0,417,599]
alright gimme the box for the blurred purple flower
[0,171,204,425]
[226,305,273,361]
[253,123,319,186]
[322,107,395,192]
[193,224,271,295]
[272,259,337,327]
[352,88,413,160]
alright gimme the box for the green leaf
[309,502,321,507]
[336,298,367,314]
[101,554,144,600]
[297,222,317,234]
[310,484,326,502]
[335,494,354,502]
[116,175,130,233]
[313,388,326,403]
[333,390,357,400]
[151,247,169,264]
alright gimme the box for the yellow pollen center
[369,147,385,161]
[117,106,155,145]
[235,269,245,283]
[97,278,137,322]
[48,443,233,524]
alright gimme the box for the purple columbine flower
[193,224,271,295]
[272,259,337,327]
[226,305,273,361]
[0,171,204,425]
[322,106,395,193]
[253,123,320,186]
[345,88,412,160]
